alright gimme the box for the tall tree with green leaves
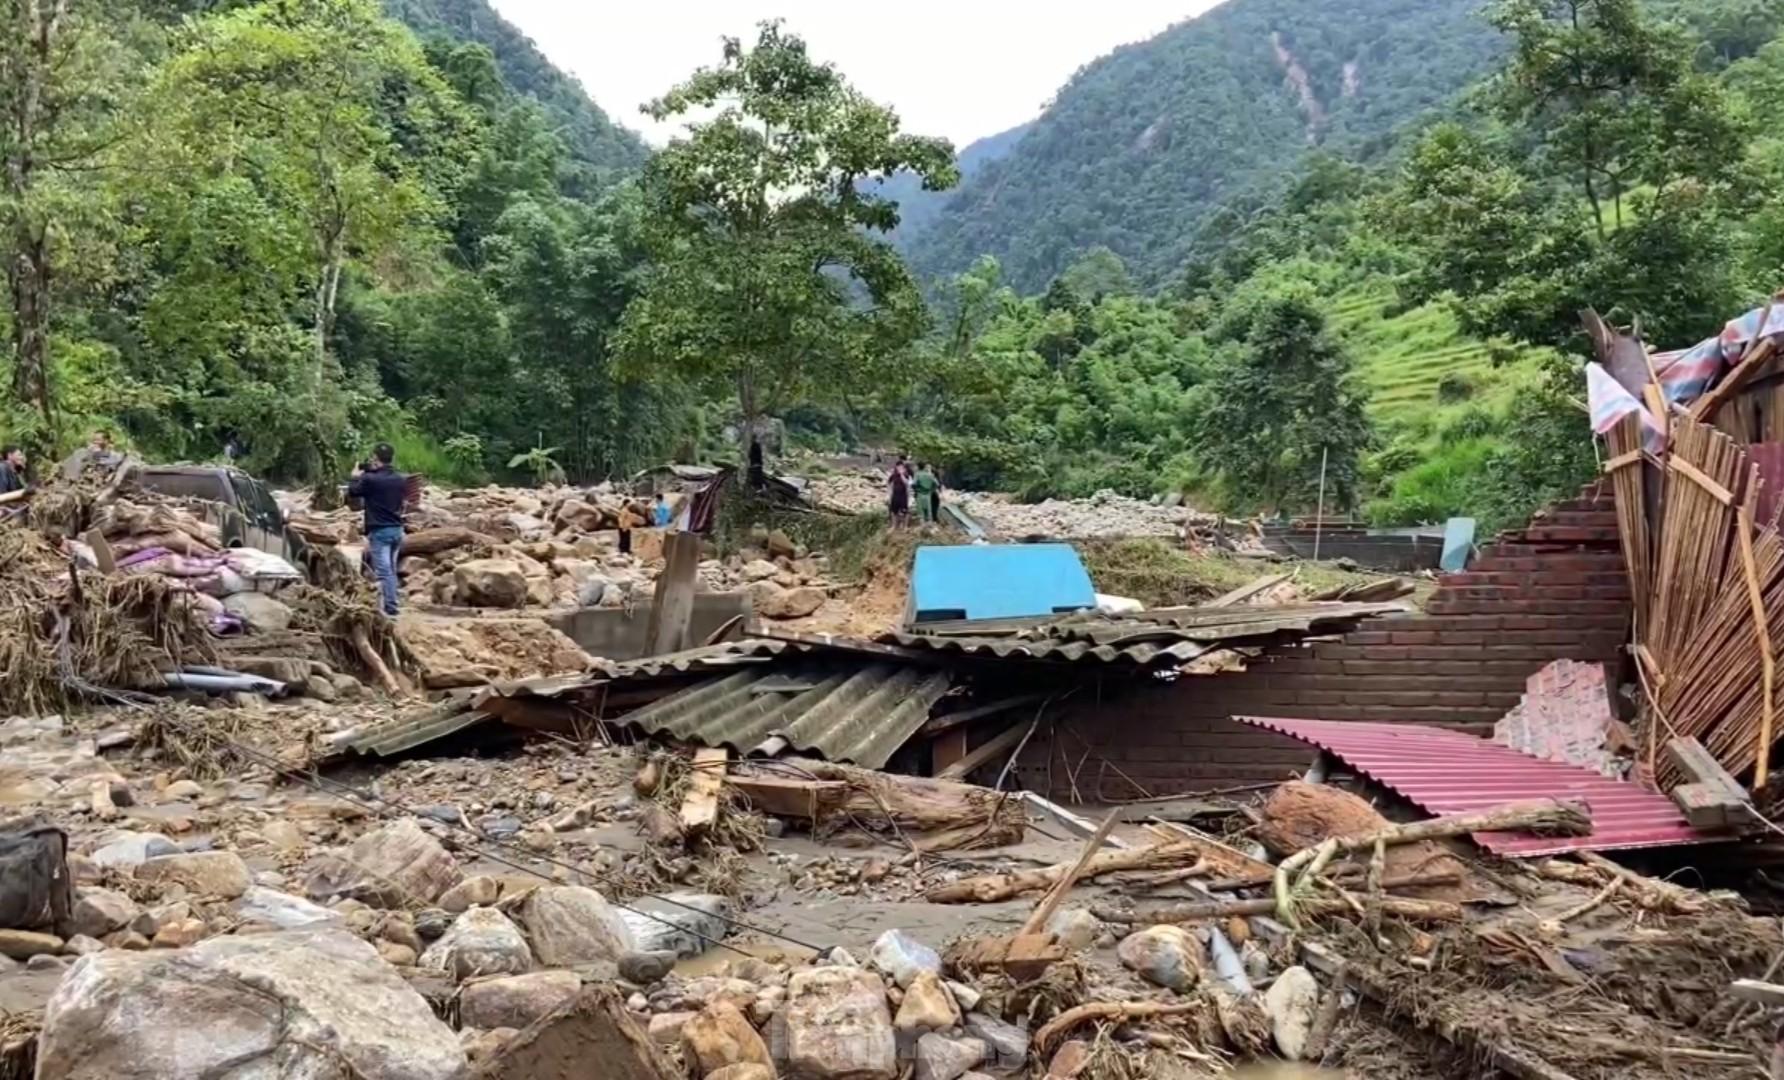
[141,0,471,383]
[1190,287,1372,513]
[616,21,957,455]
[1488,0,1744,236]
[1,0,132,443]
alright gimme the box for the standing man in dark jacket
[349,442,406,617]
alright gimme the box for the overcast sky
[489,2,1223,149]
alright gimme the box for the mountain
[903,0,1507,292]
[872,122,1030,248]
[384,0,650,183]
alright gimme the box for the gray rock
[419,906,532,981]
[222,592,293,633]
[417,805,462,825]
[439,875,502,914]
[63,934,105,956]
[134,851,251,900]
[1044,908,1103,951]
[305,818,462,908]
[1263,965,1321,1060]
[476,814,522,840]
[1117,925,1204,991]
[68,887,140,940]
[618,892,730,958]
[34,928,465,1080]
[414,908,451,940]
[87,831,177,871]
[26,953,66,972]
[459,969,582,1031]
[916,1034,987,1080]
[512,885,633,969]
[619,950,677,985]
[233,886,344,930]
[868,928,940,988]
[302,674,338,702]
[963,1013,1029,1074]
[783,966,897,1080]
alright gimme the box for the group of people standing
[887,455,944,528]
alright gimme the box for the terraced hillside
[1327,284,1549,429]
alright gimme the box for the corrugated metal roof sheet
[614,661,951,768]
[879,601,1407,669]
[1240,716,1722,856]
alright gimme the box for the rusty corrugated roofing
[613,661,952,768]
[1240,716,1724,857]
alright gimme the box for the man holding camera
[349,443,406,617]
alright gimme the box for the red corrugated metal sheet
[1239,716,1723,857]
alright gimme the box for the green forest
[5,0,1784,532]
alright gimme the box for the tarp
[908,543,1095,623]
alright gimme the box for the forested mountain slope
[904,0,1505,292]
[872,122,1029,246]
[385,0,649,183]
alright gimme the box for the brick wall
[1015,484,1632,797]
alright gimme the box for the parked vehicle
[124,464,311,570]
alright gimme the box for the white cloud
[488,1,1223,149]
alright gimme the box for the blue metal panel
[909,544,1096,623]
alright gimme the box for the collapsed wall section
[1017,484,1631,795]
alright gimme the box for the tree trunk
[4,0,64,439]
[313,254,341,382]
[737,372,758,464]
[7,230,51,431]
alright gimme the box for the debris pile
[284,482,839,613]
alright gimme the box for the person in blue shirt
[652,492,673,528]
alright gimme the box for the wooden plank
[1207,572,1291,608]
[1021,809,1122,936]
[82,528,116,573]
[722,775,845,820]
[1600,449,1643,473]
[1737,506,1776,788]
[921,693,1049,736]
[679,746,729,835]
[645,532,701,657]
[937,719,1030,781]
[1667,455,1734,505]
[1018,791,1133,850]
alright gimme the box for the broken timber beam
[722,776,848,819]
[1666,737,1751,829]
[937,720,1030,781]
[678,746,729,835]
[1091,895,1462,925]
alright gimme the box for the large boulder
[453,559,529,608]
[747,581,825,621]
[135,851,251,900]
[512,885,634,969]
[782,966,897,1080]
[222,591,294,633]
[617,892,730,958]
[460,969,582,1030]
[868,928,940,989]
[915,1034,986,1080]
[894,971,959,1033]
[34,927,465,1080]
[419,906,533,980]
[681,1001,775,1077]
[306,818,462,908]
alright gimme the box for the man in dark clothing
[0,446,26,494]
[348,442,406,616]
